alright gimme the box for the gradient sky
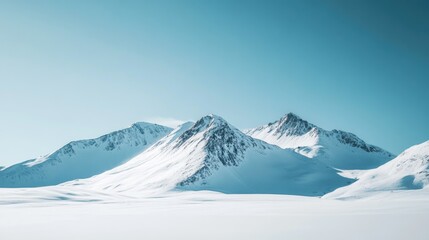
[0,0,428,166]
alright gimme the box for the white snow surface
[1,187,429,240]
[245,113,394,169]
[0,122,172,187]
[326,141,429,199]
[71,115,351,196]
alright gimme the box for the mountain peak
[281,112,302,121]
[192,114,230,131]
[245,113,394,169]
[270,113,316,136]
[131,121,169,129]
[0,120,173,187]
[203,114,228,123]
[176,114,233,146]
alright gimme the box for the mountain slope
[0,122,172,187]
[76,115,351,196]
[325,140,429,198]
[245,113,394,170]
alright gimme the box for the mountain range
[0,122,171,187]
[0,113,426,198]
[73,115,351,196]
[245,113,394,169]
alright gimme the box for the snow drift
[326,141,429,198]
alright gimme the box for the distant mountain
[245,113,394,170]
[76,115,351,196]
[0,122,172,187]
[325,141,429,199]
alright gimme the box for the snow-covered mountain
[245,113,394,170]
[0,122,172,187]
[325,140,429,198]
[75,115,351,196]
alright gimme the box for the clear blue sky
[0,0,428,165]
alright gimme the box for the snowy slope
[76,115,351,196]
[245,113,394,169]
[325,140,429,199]
[0,122,172,187]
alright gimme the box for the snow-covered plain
[1,187,428,240]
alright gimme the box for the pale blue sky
[0,0,428,165]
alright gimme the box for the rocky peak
[177,114,231,144]
[177,114,270,186]
[269,112,316,136]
